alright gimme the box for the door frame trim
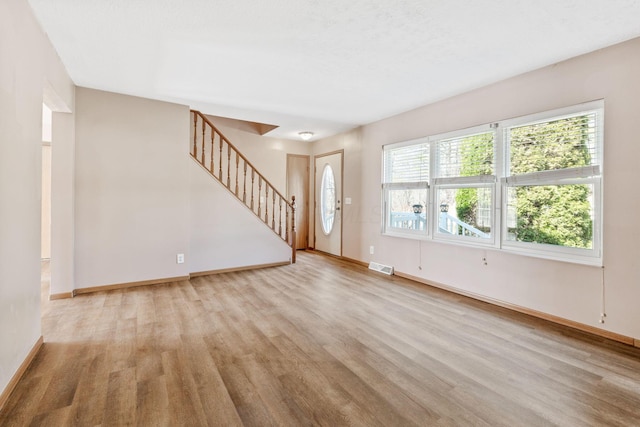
[313,150,344,255]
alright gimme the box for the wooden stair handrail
[190,110,297,263]
[192,111,293,211]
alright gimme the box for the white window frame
[382,138,430,239]
[382,182,429,238]
[500,101,603,264]
[433,182,497,246]
[431,125,498,246]
[379,100,603,266]
[501,177,601,263]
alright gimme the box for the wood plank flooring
[2,251,640,426]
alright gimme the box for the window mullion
[494,125,504,249]
[429,137,437,237]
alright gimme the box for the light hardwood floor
[2,251,640,426]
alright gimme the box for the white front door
[314,151,342,256]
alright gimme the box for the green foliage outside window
[454,133,493,231]
[454,116,594,248]
[507,185,593,248]
[508,116,594,248]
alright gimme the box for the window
[502,106,602,260]
[382,140,429,236]
[320,164,336,234]
[436,186,493,239]
[434,129,495,243]
[381,101,603,265]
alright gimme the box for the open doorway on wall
[42,84,74,301]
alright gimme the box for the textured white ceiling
[28,0,640,141]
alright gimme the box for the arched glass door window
[320,164,336,234]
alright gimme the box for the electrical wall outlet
[370,246,375,255]
[176,253,185,264]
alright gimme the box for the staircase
[190,110,297,263]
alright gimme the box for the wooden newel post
[291,195,297,264]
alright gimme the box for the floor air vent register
[368,262,394,275]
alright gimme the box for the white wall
[74,88,191,288]
[0,0,74,398]
[190,161,292,272]
[315,37,640,341]
[41,145,51,259]
[40,108,52,260]
[50,111,76,296]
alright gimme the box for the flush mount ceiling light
[298,131,314,141]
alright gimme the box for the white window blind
[508,111,600,176]
[504,165,600,185]
[436,132,494,178]
[383,142,429,183]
